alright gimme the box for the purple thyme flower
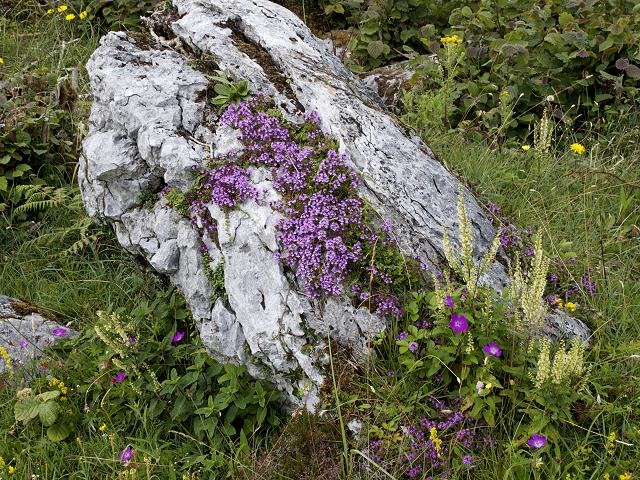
[449,314,469,334]
[387,371,396,377]
[443,295,454,308]
[397,331,409,341]
[409,341,419,353]
[120,446,133,463]
[483,342,502,357]
[20,338,29,348]
[172,331,185,344]
[52,328,67,337]
[112,372,126,383]
[462,455,473,465]
[527,433,547,449]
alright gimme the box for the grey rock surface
[0,296,76,375]
[80,0,589,407]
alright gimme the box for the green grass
[0,206,160,324]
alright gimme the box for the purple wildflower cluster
[193,163,258,208]
[367,397,494,478]
[188,97,404,315]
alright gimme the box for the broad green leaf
[38,401,60,427]
[47,422,73,442]
[367,41,385,59]
[37,390,61,402]
[14,397,40,423]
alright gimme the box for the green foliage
[42,0,162,30]
[14,382,74,442]
[209,70,251,110]
[164,187,190,217]
[0,70,76,212]
[325,0,471,69]
[408,0,640,138]
[2,289,282,475]
[204,256,228,303]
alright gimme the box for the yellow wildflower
[99,424,107,432]
[440,34,463,45]
[429,427,443,455]
[57,5,68,12]
[65,13,75,20]
[485,382,493,390]
[47,7,55,13]
[0,455,5,466]
[563,302,577,313]
[0,57,4,64]
[619,473,632,480]
[521,145,531,151]
[79,10,88,19]
[0,346,11,370]
[570,143,586,155]
[8,466,16,474]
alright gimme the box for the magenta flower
[462,455,473,465]
[443,295,454,308]
[449,314,469,334]
[112,372,126,383]
[52,328,67,337]
[408,341,419,353]
[20,338,29,348]
[527,433,547,449]
[172,331,185,344]
[483,342,502,357]
[119,446,133,463]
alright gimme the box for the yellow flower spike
[57,5,68,12]
[79,10,88,19]
[521,145,531,151]
[570,143,586,155]
[65,13,76,20]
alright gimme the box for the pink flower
[120,446,133,463]
[483,342,502,357]
[19,338,29,348]
[527,433,547,449]
[172,331,185,344]
[52,328,67,337]
[449,314,469,333]
[112,372,126,383]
